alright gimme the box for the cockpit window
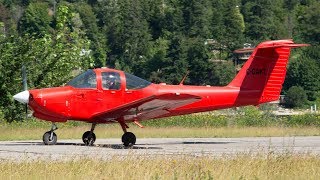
[102,72,121,90]
[125,72,151,90]
[66,69,97,88]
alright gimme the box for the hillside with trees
[0,0,319,121]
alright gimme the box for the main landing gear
[43,123,58,145]
[42,121,137,148]
[82,123,96,146]
[119,121,136,147]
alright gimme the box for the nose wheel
[43,123,58,145]
[82,123,96,146]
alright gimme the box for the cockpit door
[71,88,101,119]
[67,69,102,119]
[100,71,124,110]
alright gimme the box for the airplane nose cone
[13,90,30,104]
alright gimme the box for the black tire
[43,131,57,145]
[122,132,136,147]
[82,131,96,146]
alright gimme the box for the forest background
[0,0,319,121]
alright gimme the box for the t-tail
[227,39,309,106]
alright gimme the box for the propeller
[13,65,30,119]
[22,65,28,118]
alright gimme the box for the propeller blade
[25,104,28,119]
[22,65,28,119]
[22,65,27,91]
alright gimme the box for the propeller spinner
[13,90,30,104]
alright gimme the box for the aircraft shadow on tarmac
[118,141,235,146]
[0,140,235,149]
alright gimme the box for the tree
[97,0,152,77]
[221,0,245,51]
[74,2,107,67]
[284,56,320,101]
[180,0,212,38]
[284,86,308,108]
[241,0,288,42]
[18,2,52,37]
[0,4,93,121]
[184,37,212,85]
[294,1,320,45]
[211,61,236,86]
[0,3,11,35]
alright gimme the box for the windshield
[125,72,151,90]
[66,69,97,88]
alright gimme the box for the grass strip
[0,154,319,179]
[0,126,319,141]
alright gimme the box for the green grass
[0,154,319,179]
[0,125,319,141]
[0,108,319,140]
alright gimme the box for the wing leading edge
[91,93,201,123]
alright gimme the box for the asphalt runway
[0,136,319,161]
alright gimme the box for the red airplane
[13,39,308,147]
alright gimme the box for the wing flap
[92,93,201,122]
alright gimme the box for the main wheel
[82,131,96,146]
[122,132,136,147]
[43,131,57,145]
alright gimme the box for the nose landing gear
[43,123,58,145]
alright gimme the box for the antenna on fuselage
[179,70,189,85]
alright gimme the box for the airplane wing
[91,93,201,122]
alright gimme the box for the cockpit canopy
[66,69,151,90]
[125,72,151,90]
[66,69,96,88]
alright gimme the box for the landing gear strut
[82,123,96,146]
[43,123,58,145]
[119,120,136,147]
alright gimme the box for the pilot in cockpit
[103,73,120,90]
[106,78,116,89]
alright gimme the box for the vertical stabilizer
[228,39,309,104]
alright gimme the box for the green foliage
[285,57,320,101]
[143,113,228,128]
[284,86,308,108]
[74,2,107,67]
[0,4,93,121]
[235,106,267,126]
[295,1,320,45]
[18,2,52,37]
[241,0,288,42]
[143,107,320,128]
[284,113,320,127]
[211,61,236,86]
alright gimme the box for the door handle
[76,93,85,98]
[126,91,132,94]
